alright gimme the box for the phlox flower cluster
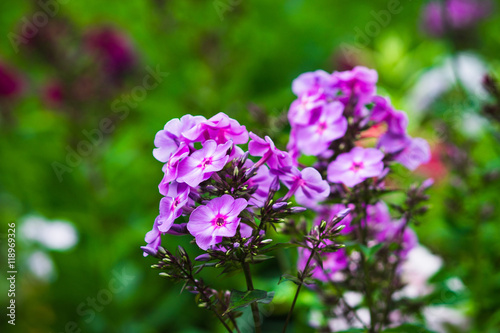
[287,66,430,188]
[286,67,433,331]
[142,112,331,255]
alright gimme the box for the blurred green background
[1,0,500,332]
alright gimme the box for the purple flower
[0,62,24,98]
[332,66,378,104]
[421,0,493,37]
[183,112,249,145]
[248,132,293,170]
[157,182,190,232]
[288,89,327,126]
[159,144,190,193]
[394,137,431,171]
[294,101,348,156]
[292,70,334,97]
[84,27,137,81]
[187,195,248,250]
[298,247,348,282]
[327,147,384,187]
[244,162,275,207]
[315,204,354,235]
[141,217,162,257]
[177,140,231,187]
[281,167,330,206]
[153,115,206,162]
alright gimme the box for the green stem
[282,245,318,333]
[242,261,262,333]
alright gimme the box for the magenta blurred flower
[177,140,231,187]
[0,62,24,98]
[315,204,354,235]
[187,195,248,250]
[295,101,348,156]
[298,247,348,282]
[327,147,384,187]
[421,0,493,37]
[84,27,137,80]
[141,217,162,257]
[394,137,431,171]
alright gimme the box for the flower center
[215,217,225,227]
[201,157,213,169]
[317,121,327,134]
[351,161,364,172]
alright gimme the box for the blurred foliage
[0,0,500,332]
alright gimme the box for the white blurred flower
[423,305,469,333]
[20,215,78,250]
[408,52,488,113]
[27,251,55,281]
[396,245,443,299]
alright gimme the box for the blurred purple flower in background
[327,147,384,187]
[421,0,493,37]
[84,26,138,82]
[0,61,24,99]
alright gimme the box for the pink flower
[183,112,249,145]
[292,69,334,97]
[177,140,231,187]
[288,89,327,126]
[153,115,206,162]
[332,66,378,104]
[244,163,275,207]
[281,167,330,206]
[141,217,162,257]
[298,247,348,282]
[394,137,431,171]
[327,147,384,187]
[157,182,190,232]
[294,101,348,156]
[248,132,293,170]
[315,204,354,235]
[187,195,248,250]
[158,144,190,193]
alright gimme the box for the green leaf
[382,323,436,333]
[279,273,301,285]
[223,289,271,315]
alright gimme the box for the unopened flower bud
[195,254,211,262]
[261,239,273,244]
[159,272,171,278]
[289,206,307,213]
[272,202,288,211]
